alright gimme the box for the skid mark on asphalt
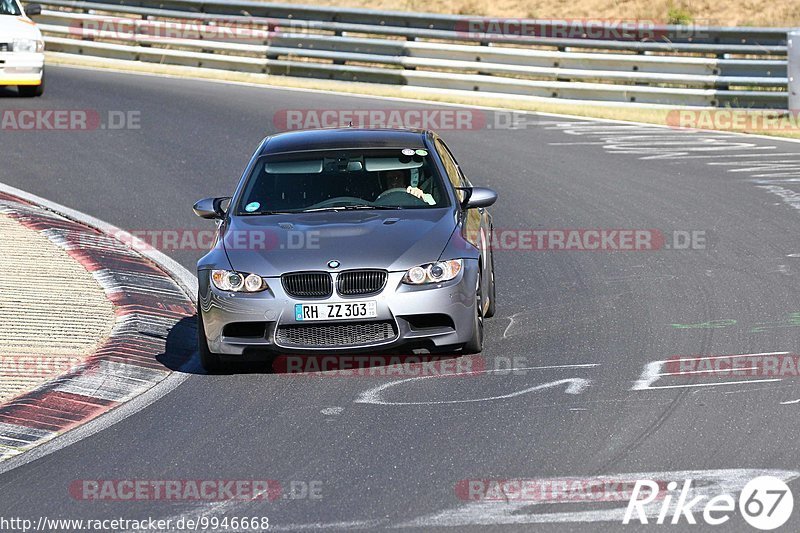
[502,309,605,339]
[501,291,633,339]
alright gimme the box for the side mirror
[460,187,497,209]
[193,197,231,219]
[25,3,42,16]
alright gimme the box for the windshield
[0,0,21,16]
[235,147,449,215]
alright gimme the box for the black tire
[462,269,484,354]
[18,73,44,97]
[197,307,224,373]
[485,250,496,318]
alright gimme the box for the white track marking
[635,380,782,391]
[544,120,800,206]
[356,365,595,405]
[660,352,790,362]
[658,151,786,160]
[0,182,198,476]
[397,469,799,528]
[757,185,800,210]
[358,378,590,405]
[632,352,790,391]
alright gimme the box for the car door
[434,138,493,303]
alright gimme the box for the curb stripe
[0,192,195,462]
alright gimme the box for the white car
[0,0,44,97]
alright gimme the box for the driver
[381,169,435,205]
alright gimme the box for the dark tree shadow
[156,315,201,372]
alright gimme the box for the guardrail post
[789,30,800,112]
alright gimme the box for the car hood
[223,209,457,276]
[0,16,41,40]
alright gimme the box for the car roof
[260,128,431,155]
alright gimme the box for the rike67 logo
[624,476,793,530]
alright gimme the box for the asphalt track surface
[2,66,800,531]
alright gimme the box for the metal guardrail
[791,31,800,111]
[31,0,793,108]
[62,0,793,46]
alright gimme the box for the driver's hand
[406,186,425,199]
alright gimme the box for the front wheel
[18,73,44,97]
[462,269,484,354]
[197,307,224,373]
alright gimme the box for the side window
[434,139,465,203]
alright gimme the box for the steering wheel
[374,188,427,206]
[308,196,368,208]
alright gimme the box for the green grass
[667,4,693,25]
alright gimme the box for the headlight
[402,259,463,285]
[12,39,42,53]
[211,270,267,292]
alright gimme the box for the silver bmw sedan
[194,128,497,372]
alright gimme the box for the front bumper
[198,265,478,355]
[0,52,44,85]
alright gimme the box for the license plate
[295,301,377,321]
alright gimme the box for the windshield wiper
[301,205,402,212]
[300,207,348,213]
[239,210,298,216]
[342,204,402,210]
